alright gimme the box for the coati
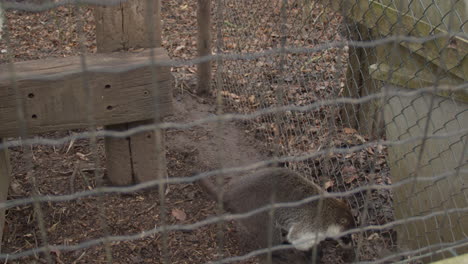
[199,167,356,263]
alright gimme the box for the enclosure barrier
[196,0,467,262]
[0,0,466,263]
[332,0,467,261]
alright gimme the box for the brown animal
[199,167,356,263]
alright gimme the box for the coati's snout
[340,233,353,245]
[335,200,357,248]
[287,223,347,251]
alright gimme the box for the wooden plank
[104,124,134,186]
[128,120,167,183]
[323,0,467,81]
[0,139,11,252]
[0,48,173,138]
[197,0,212,95]
[384,85,468,262]
[93,0,168,186]
[430,253,468,264]
[380,0,467,34]
[370,63,468,103]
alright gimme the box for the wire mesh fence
[0,0,466,263]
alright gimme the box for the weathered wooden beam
[430,253,468,264]
[93,0,168,186]
[0,48,173,138]
[0,139,11,252]
[323,0,467,80]
[94,0,162,52]
[0,4,4,41]
[370,63,468,103]
[340,20,384,138]
[197,0,212,95]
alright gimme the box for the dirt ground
[0,1,396,263]
[2,89,265,264]
[3,89,364,264]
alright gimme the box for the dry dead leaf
[354,134,366,143]
[377,144,384,153]
[367,233,380,240]
[76,152,89,161]
[174,45,185,52]
[343,127,357,134]
[171,208,187,221]
[220,91,240,99]
[345,174,358,184]
[341,165,357,175]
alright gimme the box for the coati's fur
[199,167,356,263]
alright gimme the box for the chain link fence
[0,0,467,263]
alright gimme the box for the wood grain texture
[323,0,467,80]
[0,48,173,138]
[197,0,212,95]
[93,0,169,186]
[128,120,167,183]
[94,0,162,52]
[340,21,384,138]
[0,139,11,252]
[341,19,360,130]
[104,124,134,186]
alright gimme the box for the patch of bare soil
[166,90,269,174]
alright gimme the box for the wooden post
[341,20,361,130]
[197,0,212,95]
[93,0,167,185]
[94,0,162,52]
[0,14,6,249]
[0,139,11,252]
[0,4,4,41]
[302,0,313,22]
[0,20,5,229]
[341,21,383,138]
